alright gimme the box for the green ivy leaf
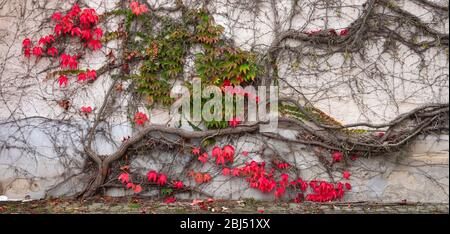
[202,138,216,147]
[239,64,250,74]
[246,70,256,81]
[161,188,173,196]
[187,120,202,131]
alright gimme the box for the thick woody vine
[17,0,449,203]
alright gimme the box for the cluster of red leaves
[53,5,101,46]
[119,145,352,202]
[146,170,167,186]
[193,145,235,166]
[134,112,149,126]
[77,69,97,82]
[286,153,353,202]
[274,173,290,199]
[23,3,102,88]
[130,1,148,16]
[80,106,92,114]
[223,85,260,104]
[215,145,235,165]
[189,171,212,184]
[290,178,309,192]
[304,180,350,202]
[60,54,78,70]
[276,162,291,170]
[147,170,185,189]
[331,151,361,163]
[119,169,184,198]
[343,171,351,180]
[228,117,241,128]
[289,171,352,203]
[192,147,208,164]
[221,74,247,88]
[117,143,354,203]
[192,147,201,155]
[173,180,184,189]
[22,36,56,58]
[227,161,278,194]
[333,151,362,162]
[118,145,354,203]
[218,155,354,201]
[218,82,263,128]
[58,75,69,87]
[198,152,208,164]
[332,151,343,163]
[118,173,142,193]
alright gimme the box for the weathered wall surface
[0,0,448,203]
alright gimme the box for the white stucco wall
[0,0,448,202]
